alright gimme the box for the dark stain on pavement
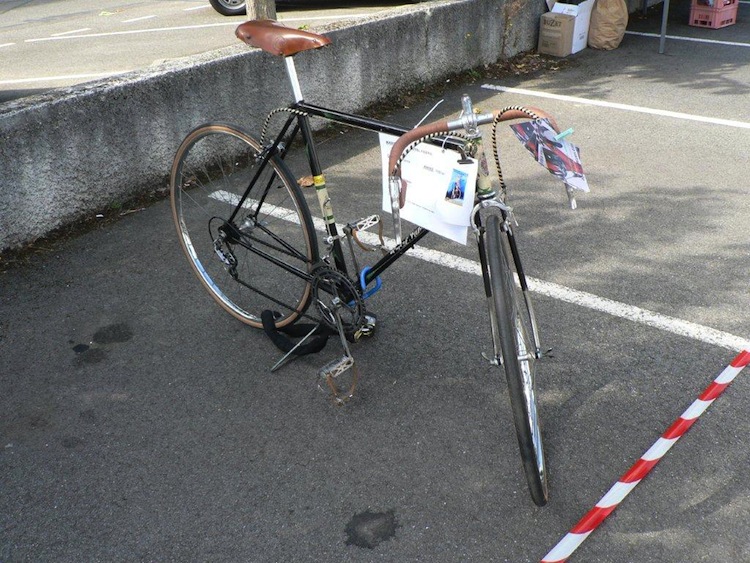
[61,436,85,450]
[92,323,133,345]
[72,345,107,366]
[345,509,398,549]
[72,322,133,366]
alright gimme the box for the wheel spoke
[170,124,318,329]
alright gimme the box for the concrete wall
[0,0,544,252]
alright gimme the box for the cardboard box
[538,0,594,57]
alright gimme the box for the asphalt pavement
[2,3,750,562]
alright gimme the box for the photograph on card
[444,169,468,205]
[510,118,589,193]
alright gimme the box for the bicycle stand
[269,323,326,372]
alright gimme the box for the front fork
[470,138,542,366]
[476,220,502,366]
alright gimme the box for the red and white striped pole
[542,349,750,563]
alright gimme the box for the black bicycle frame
[256,102,466,293]
[230,100,534,321]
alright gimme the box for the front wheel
[485,214,548,506]
[209,0,247,16]
[170,123,318,329]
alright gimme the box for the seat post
[284,57,304,103]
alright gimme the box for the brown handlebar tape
[387,107,558,209]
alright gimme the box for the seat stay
[228,112,297,225]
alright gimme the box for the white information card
[379,133,479,245]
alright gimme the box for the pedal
[319,354,355,380]
[347,215,386,254]
[318,301,360,405]
[350,214,381,233]
[318,354,358,406]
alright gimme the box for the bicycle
[170,19,581,507]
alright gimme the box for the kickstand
[270,322,325,373]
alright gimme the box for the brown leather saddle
[235,19,331,57]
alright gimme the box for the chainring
[311,266,366,334]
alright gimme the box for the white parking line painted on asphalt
[26,22,238,42]
[625,31,750,48]
[278,14,380,22]
[481,85,750,129]
[183,4,211,10]
[0,43,15,48]
[24,14,381,43]
[50,28,91,37]
[209,189,750,352]
[0,71,131,85]
[123,15,157,23]
[401,242,750,352]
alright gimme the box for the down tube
[361,227,430,289]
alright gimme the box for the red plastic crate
[689,0,738,28]
[691,0,735,7]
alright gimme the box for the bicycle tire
[485,214,549,506]
[170,123,318,329]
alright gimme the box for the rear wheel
[209,0,247,16]
[170,123,318,329]
[485,214,548,506]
